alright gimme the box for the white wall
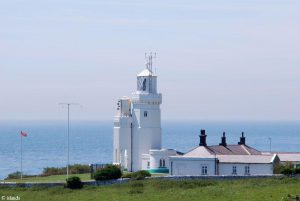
[141,154,150,170]
[149,149,177,170]
[131,93,162,171]
[219,163,274,175]
[113,116,132,171]
[170,158,216,176]
[131,127,161,171]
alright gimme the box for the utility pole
[59,103,80,178]
[268,137,272,153]
[20,133,23,180]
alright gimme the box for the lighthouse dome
[137,69,156,77]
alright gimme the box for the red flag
[20,131,27,137]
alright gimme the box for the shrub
[131,170,151,180]
[65,176,83,189]
[43,164,90,176]
[5,172,37,180]
[6,172,22,180]
[94,165,122,181]
[281,167,294,175]
[293,167,300,174]
[122,172,133,179]
[69,164,91,174]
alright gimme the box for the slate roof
[183,144,261,158]
[206,145,261,155]
[275,153,300,162]
[218,154,277,164]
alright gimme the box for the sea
[0,120,299,180]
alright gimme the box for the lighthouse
[113,54,162,171]
[113,54,178,173]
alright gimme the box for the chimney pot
[199,129,207,146]
[238,132,246,145]
[219,132,227,146]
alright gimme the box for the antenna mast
[145,52,156,93]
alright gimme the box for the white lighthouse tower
[113,54,178,173]
[113,54,162,171]
[131,54,162,171]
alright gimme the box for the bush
[94,165,122,181]
[69,164,91,174]
[6,172,22,180]
[65,176,83,189]
[43,164,90,176]
[5,172,37,180]
[131,170,151,180]
[293,167,300,174]
[122,172,133,179]
[281,167,294,175]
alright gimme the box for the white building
[170,130,280,176]
[113,56,299,175]
[113,55,179,172]
[272,152,300,168]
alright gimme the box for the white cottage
[170,130,280,176]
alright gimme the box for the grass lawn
[0,177,300,201]
[1,173,91,183]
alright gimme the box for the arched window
[142,79,147,91]
[159,159,166,168]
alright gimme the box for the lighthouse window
[142,79,147,91]
[144,111,148,117]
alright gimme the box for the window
[232,166,237,175]
[147,162,150,169]
[245,166,250,175]
[144,111,148,117]
[201,166,208,175]
[159,159,166,168]
[142,79,147,91]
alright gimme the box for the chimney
[238,132,246,145]
[219,132,227,146]
[199,129,207,146]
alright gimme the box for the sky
[0,0,300,121]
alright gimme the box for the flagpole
[20,133,23,180]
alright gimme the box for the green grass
[1,177,300,201]
[1,173,165,183]
[1,173,91,183]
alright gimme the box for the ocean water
[0,120,299,179]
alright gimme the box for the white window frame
[201,166,208,175]
[244,165,250,175]
[232,166,237,175]
[159,159,166,168]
